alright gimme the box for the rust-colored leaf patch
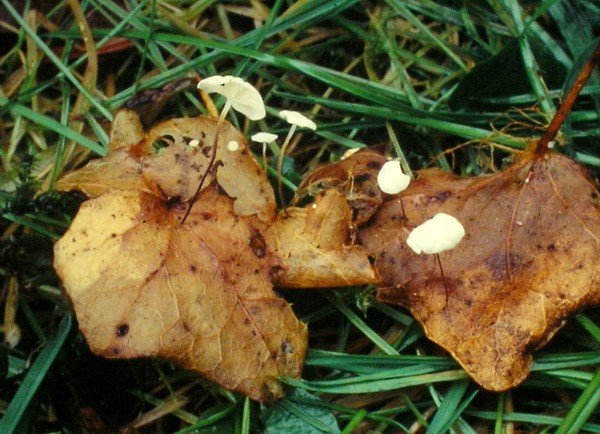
[358,150,600,391]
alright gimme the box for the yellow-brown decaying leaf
[297,149,387,225]
[108,108,145,152]
[54,183,307,402]
[358,150,600,391]
[266,190,379,288]
[57,110,276,222]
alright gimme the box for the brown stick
[180,125,220,224]
[536,41,600,153]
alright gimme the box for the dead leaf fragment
[54,183,307,402]
[266,190,379,288]
[297,149,387,225]
[359,151,600,391]
[57,110,276,222]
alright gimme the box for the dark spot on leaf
[367,161,382,170]
[165,196,184,210]
[249,231,267,258]
[547,243,556,252]
[116,323,129,337]
[354,173,371,183]
[189,264,197,273]
[182,322,191,333]
[269,265,285,282]
[434,191,451,202]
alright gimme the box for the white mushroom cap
[406,213,465,255]
[279,110,317,130]
[198,75,266,120]
[377,160,411,194]
[251,132,278,143]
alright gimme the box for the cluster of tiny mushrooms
[190,74,465,291]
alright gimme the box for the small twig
[181,105,230,224]
[181,128,219,224]
[536,41,600,154]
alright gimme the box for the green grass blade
[426,380,477,434]
[576,313,600,343]
[555,367,600,434]
[0,96,106,156]
[501,0,555,116]
[282,369,469,394]
[324,293,398,355]
[0,315,72,433]
[241,396,251,434]
[340,409,367,434]
[468,410,600,432]
[385,0,467,71]
[0,0,112,121]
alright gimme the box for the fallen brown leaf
[358,149,600,390]
[54,109,308,401]
[54,182,306,402]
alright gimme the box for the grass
[1,0,600,432]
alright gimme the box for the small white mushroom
[277,110,317,208]
[183,75,266,224]
[377,160,411,194]
[279,110,317,131]
[251,132,278,144]
[198,75,266,121]
[406,213,465,255]
[251,132,278,166]
[227,140,240,151]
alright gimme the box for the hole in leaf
[152,135,175,152]
[116,323,129,337]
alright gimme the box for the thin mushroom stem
[435,253,450,307]
[399,196,407,221]
[277,125,297,213]
[181,100,232,224]
[261,142,267,170]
